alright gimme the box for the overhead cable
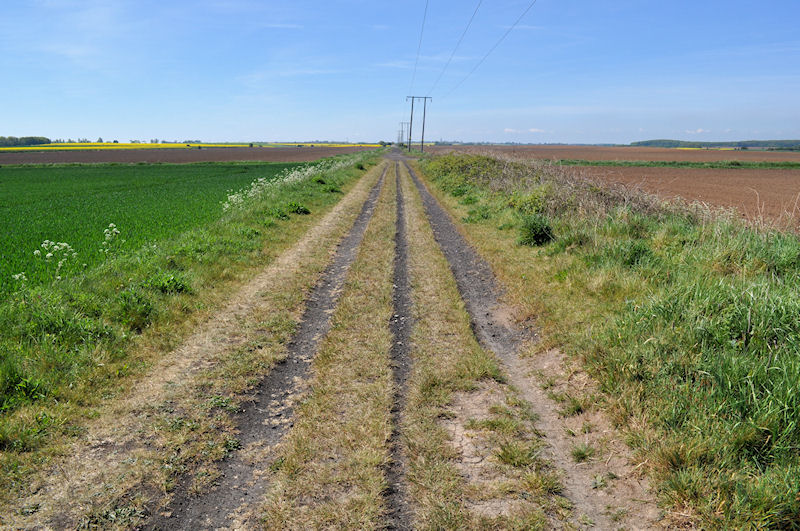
[408,0,430,94]
[443,0,539,99]
[427,0,483,96]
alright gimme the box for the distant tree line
[0,136,51,147]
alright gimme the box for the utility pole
[407,97,415,152]
[406,96,432,153]
[398,121,410,147]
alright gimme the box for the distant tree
[0,136,51,146]
[113,140,119,143]
[97,137,103,143]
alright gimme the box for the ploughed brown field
[429,144,800,162]
[430,145,800,223]
[0,145,376,165]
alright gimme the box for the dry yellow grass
[261,165,397,529]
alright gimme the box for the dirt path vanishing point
[404,160,663,529]
[146,170,387,529]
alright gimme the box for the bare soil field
[0,145,375,165]
[578,166,800,221]
[429,144,800,163]
[431,145,800,223]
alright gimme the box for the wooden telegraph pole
[406,96,431,153]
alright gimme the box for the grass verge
[0,152,382,523]
[416,152,800,528]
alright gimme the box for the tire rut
[404,160,660,529]
[145,167,387,530]
[384,161,413,530]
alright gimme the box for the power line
[408,0,430,94]
[443,0,539,99]
[426,0,483,97]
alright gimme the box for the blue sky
[1,0,798,144]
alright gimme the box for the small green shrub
[116,288,155,332]
[268,207,290,220]
[286,202,311,215]
[518,214,554,246]
[508,186,550,214]
[616,240,653,267]
[146,272,192,294]
[462,205,494,223]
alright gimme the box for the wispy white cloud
[528,128,545,133]
[686,128,710,134]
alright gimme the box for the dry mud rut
[8,152,663,530]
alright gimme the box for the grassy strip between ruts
[415,153,800,528]
[0,152,382,515]
[261,163,396,529]
[555,158,800,170]
[399,164,571,529]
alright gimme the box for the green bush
[268,207,290,220]
[518,214,554,246]
[286,202,311,215]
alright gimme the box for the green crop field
[0,162,303,295]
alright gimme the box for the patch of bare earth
[406,160,664,529]
[442,380,566,524]
[4,164,384,529]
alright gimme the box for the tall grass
[422,153,800,527]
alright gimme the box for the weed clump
[518,214,554,246]
[268,207,289,220]
[286,202,311,215]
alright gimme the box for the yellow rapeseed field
[0,142,381,151]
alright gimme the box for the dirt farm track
[0,145,375,165]
[431,145,800,223]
